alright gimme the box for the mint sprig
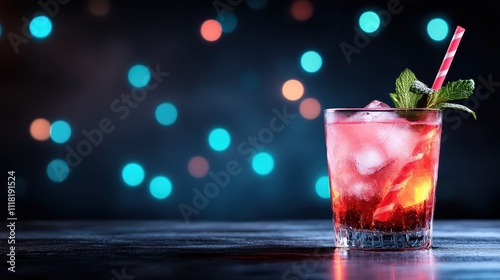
[390,68,477,119]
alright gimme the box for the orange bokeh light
[299,98,321,119]
[200,19,222,42]
[30,118,51,141]
[188,156,210,178]
[282,79,304,101]
[89,0,110,16]
[291,0,313,21]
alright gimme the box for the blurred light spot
[427,18,449,41]
[122,162,145,187]
[47,159,69,183]
[201,19,222,42]
[359,11,380,33]
[291,0,313,21]
[252,152,274,175]
[208,128,231,151]
[282,79,304,101]
[128,64,150,88]
[30,118,51,141]
[29,15,52,39]
[50,120,71,144]
[299,98,321,119]
[149,176,172,199]
[300,50,322,73]
[15,176,27,196]
[219,12,237,33]
[315,176,330,199]
[246,0,267,9]
[240,70,260,91]
[89,0,110,16]
[155,102,177,126]
[0,22,2,38]
[188,156,210,178]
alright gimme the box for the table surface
[2,220,500,280]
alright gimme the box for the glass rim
[324,108,442,113]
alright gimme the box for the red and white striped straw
[431,26,466,91]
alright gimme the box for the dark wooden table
[2,220,500,279]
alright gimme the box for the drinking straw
[431,26,466,91]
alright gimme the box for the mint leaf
[390,68,424,108]
[427,79,475,107]
[437,102,477,120]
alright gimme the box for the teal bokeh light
[315,176,330,199]
[246,0,267,9]
[47,159,69,182]
[359,11,380,33]
[122,163,145,187]
[155,102,178,126]
[29,15,53,39]
[300,50,323,73]
[208,128,231,151]
[427,18,449,41]
[252,152,274,175]
[128,65,151,88]
[149,176,173,199]
[50,120,71,144]
[219,12,238,33]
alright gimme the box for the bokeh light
[427,18,449,41]
[50,120,71,144]
[89,0,111,16]
[30,118,51,141]
[219,12,238,33]
[300,50,323,73]
[200,19,222,42]
[122,163,145,187]
[188,156,210,178]
[246,0,267,9]
[0,22,2,38]
[149,176,173,199]
[299,98,321,120]
[208,128,231,151]
[47,159,69,183]
[291,0,313,21]
[252,152,274,175]
[155,102,177,126]
[29,15,53,39]
[282,79,304,101]
[315,176,330,199]
[359,11,380,33]
[128,64,151,88]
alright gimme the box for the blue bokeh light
[315,176,330,199]
[252,152,274,175]
[246,0,267,9]
[300,50,323,73]
[29,15,53,39]
[427,18,449,41]
[50,120,71,144]
[122,163,145,187]
[359,11,380,33]
[208,128,231,151]
[219,12,238,33]
[149,176,173,199]
[0,22,3,38]
[47,159,69,183]
[128,65,151,88]
[155,102,178,126]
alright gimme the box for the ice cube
[376,124,418,160]
[350,100,398,122]
[349,179,377,200]
[353,146,389,175]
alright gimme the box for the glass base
[334,226,432,250]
